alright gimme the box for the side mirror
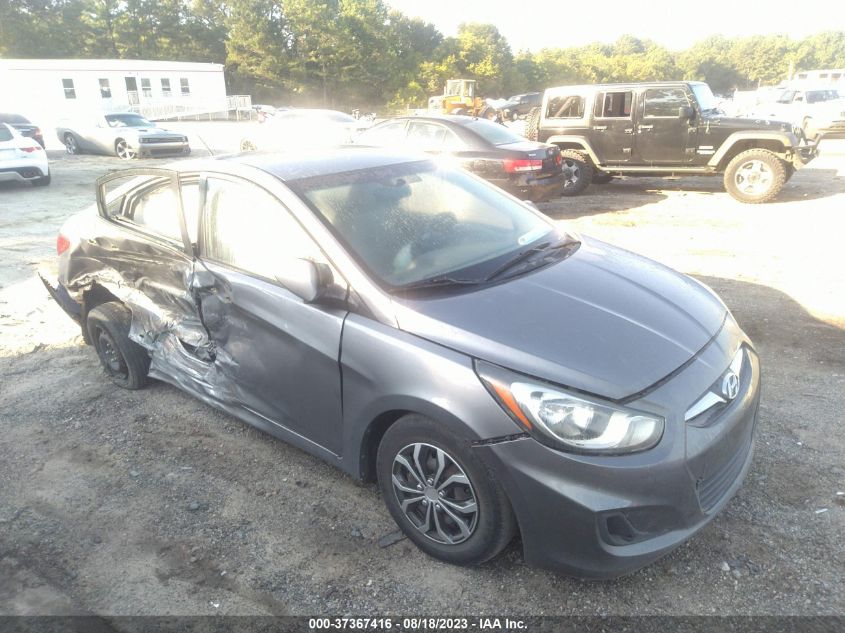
[275,258,333,303]
[679,106,695,120]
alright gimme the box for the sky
[386,0,845,52]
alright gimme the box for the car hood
[132,127,183,137]
[391,238,727,400]
[702,114,793,131]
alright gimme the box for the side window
[62,79,76,99]
[546,95,585,119]
[202,178,318,280]
[594,91,633,118]
[643,88,690,118]
[359,120,406,146]
[129,183,183,242]
[407,122,448,151]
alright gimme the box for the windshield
[462,119,526,146]
[291,161,555,289]
[691,84,720,111]
[106,114,153,128]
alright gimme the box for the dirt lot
[1,132,844,617]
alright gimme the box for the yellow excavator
[428,79,498,119]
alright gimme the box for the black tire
[32,173,51,187]
[723,148,787,204]
[377,414,516,567]
[559,149,593,196]
[114,138,136,160]
[591,170,613,184]
[86,302,150,390]
[64,133,80,155]
[524,106,540,141]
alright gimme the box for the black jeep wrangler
[524,81,820,203]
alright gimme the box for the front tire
[115,139,137,160]
[87,302,150,390]
[723,149,787,203]
[64,133,80,155]
[377,414,516,566]
[559,149,593,196]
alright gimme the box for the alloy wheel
[391,442,478,545]
[562,159,581,189]
[116,140,136,159]
[734,159,773,196]
[65,134,77,154]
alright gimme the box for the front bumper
[791,141,820,168]
[494,171,567,202]
[135,140,191,158]
[474,327,760,579]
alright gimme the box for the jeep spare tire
[524,107,540,141]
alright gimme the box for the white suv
[0,123,50,186]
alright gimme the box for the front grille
[697,434,751,512]
[142,137,181,144]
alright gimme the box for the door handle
[624,127,634,134]
[592,125,608,131]
[638,124,654,132]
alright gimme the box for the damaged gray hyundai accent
[42,148,760,578]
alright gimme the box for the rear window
[0,113,29,124]
[461,119,525,146]
[546,95,585,119]
[0,125,13,142]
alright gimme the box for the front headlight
[475,360,664,454]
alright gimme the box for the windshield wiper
[393,275,481,293]
[483,237,579,282]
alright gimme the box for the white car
[0,123,50,186]
[239,109,371,152]
[750,87,845,139]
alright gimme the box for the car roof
[385,114,492,128]
[173,147,431,182]
[545,81,707,92]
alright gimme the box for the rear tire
[559,149,593,196]
[87,302,150,390]
[524,107,540,141]
[377,414,516,567]
[723,149,787,203]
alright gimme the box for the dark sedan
[0,112,45,148]
[42,148,758,578]
[355,115,564,202]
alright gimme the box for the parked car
[524,81,819,203]
[239,109,370,152]
[0,112,45,147]
[355,115,565,201]
[41,147,759,578]
[749,87,845,139]
[500,92,542,120]
[0,123,50,186]
[56,113,190,159]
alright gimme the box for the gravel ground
[0,132,843,616]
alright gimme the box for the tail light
[503,158,543,173]
[20,146,42,153]
[57,234,70,255]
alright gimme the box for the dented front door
[194,174,346,455]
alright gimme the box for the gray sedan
[42,149,759,577]
[56,113,190,159]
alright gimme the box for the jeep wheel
[559,150,593,196]
[723,149,787,204]
[524,107,540,141]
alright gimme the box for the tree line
[2,1,844,110]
